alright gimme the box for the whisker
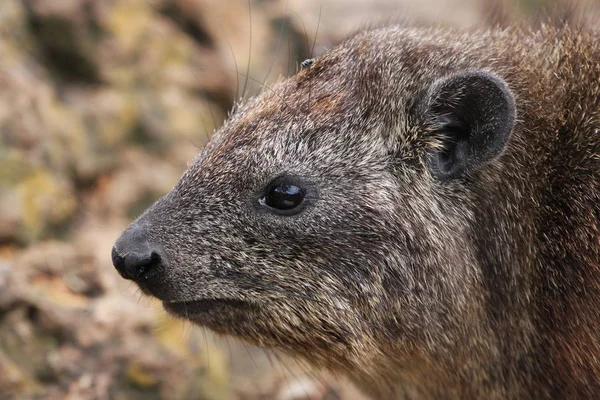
[151,313,171,335]
[183,300,189,321]
[201,91,218,141]
[265,348,276,370]
[224,335,234,380]
[290,10,311,67]
[293,357,328,389]
[242,342,260,371]
[288,30,294,77]
[189,65,298,114]
[307,5,322,115]
[270,350,294,394]
[219,28,241,104]
[261,0,290,87]
[241,0,253,100]
[310,6,323,59]
[187,66,223,144]
[202,326,210,372]
[273,351,314,400]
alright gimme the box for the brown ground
[1,0,597,399]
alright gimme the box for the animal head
[112,26,516,372]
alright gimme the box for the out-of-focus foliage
[0,0,596,398]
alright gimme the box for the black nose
[112,247,163,281]
[112,224,165,283]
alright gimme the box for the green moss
[125,361,159,390]
[17,169,78,243]
[0,150,35,187]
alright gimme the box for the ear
[421,71,516,179]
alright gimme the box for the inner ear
[422,71,516,179]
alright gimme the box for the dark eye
[259,180,306,215]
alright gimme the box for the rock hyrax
[112,24,600,399]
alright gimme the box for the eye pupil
[262,183,305,211]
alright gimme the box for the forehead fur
[199,25,524,171]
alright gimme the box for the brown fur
[113,23,599,399]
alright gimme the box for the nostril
[113,245,165,282]
[125,250,163,282]
[137,251,163,281]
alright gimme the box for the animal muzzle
[112,222,166,287]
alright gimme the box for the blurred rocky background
[0,0,598,399]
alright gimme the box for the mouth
[163,298,250,318]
